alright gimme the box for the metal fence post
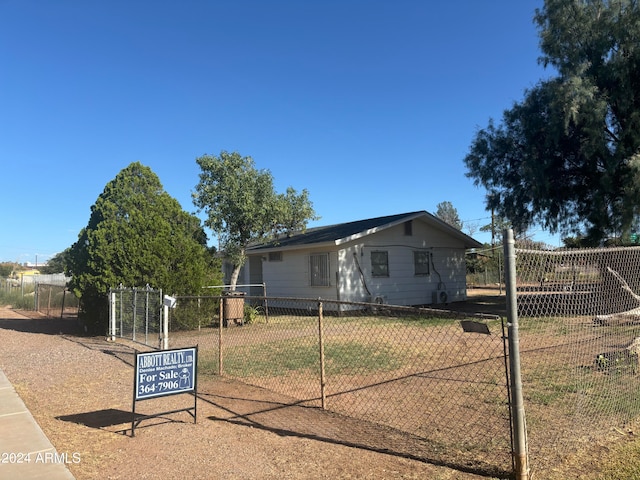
[504,228,529,480]
[119,287,123,339]
[132,287,138,342]
[109,291,116,342]
[162,302,169,350]
[144,285,150,346]
[161,289,168,350]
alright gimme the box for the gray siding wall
[337,220,468,305]
[246,218,470,306]
[253,247,340,299]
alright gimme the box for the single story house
[226,211,483,307]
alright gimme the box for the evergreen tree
[435,201,463,230]
[68,162,220,333]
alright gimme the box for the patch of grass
[593,437,640,480]
[376,314,504,335]
[324,341,403,374]
[226,340,318,377]
[526,379,575,406]
[523,363,577,406]
[197,353,219,375]
[518,315,569,334]
[221,339,402,378]
[578,374,640,420]
[0,288,35,309]
[398,316,465,327]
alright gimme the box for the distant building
[19,269,41,279]
[24,261,48,268]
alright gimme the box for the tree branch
[594,267,640,325]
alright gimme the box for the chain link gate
[108,284,163,348]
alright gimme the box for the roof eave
[246,240,339,254]
[335,211,426,246]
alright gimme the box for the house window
[371,251,389,277]
[404,220,413,236]
[269,252,282,262]
[310,253,330,286]
[414,251,430,276]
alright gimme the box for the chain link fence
[515,246,640,476]
[11,243,639,476]
[0,277,78,315]
[467,247,504,288]
[6,242,640,478]
[34,283,79,318]
[12,243,640,477]
[167,295,513,475]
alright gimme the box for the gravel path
[0,307,487,480]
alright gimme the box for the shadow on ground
[199,379,512,479]
[0,315,82,335]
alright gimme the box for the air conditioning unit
[432,290,450,305]
[369,295,387,305]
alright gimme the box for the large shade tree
[68,162,219,332]
[464,0,640,245]
[193,151,318,289]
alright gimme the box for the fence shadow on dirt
[61,335,141,367]
[0,314,82,336]
[198,377,512,479]
[165,295,514,478]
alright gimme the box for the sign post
[161,295,176,350]
[132,346,198,436]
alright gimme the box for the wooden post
[47,286,52,316]
[218,299,223,376]
[60,289,66,319]
[263,283,269,324]
[318,301,326,410]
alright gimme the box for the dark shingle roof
[247,211,482,251]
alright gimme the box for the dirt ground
[0,300,504,480]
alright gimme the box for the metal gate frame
[108,284,163,348]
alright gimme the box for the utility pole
[491,208,495,253]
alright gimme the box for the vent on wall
[432,290,450,305]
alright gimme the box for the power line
[461,216,492,223]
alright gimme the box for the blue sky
[0,0,557,265]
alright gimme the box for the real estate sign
[135,347,197,400]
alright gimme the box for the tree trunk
[229,264,241,291]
